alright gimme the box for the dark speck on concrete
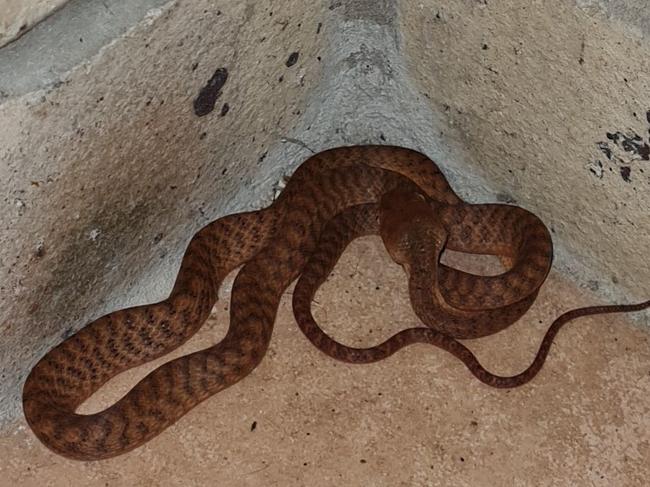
[588,160,603,178]
[605,130,650,160]
[620,166,631,182]
[191,62,199,71]
[286,52,300,67]
[220,103,230,116]
[482,43,488,50]
[251,421,257,431]
[646,110,650,125]
[597,142,612,160]
[193,67,228,117]
[317,22,322,34]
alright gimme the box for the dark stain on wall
[597,141,612,160]
[605,131,649,161]
[286,52,300,67]
[588,159,603,179]
[594,117,650,183]
[620,166,632,182]
[193,68,228,117]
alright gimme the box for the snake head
[379,187,448,272]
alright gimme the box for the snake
[292,186,650,386]
[23,145,464,460]
[22,145,649,461]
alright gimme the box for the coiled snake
[293,187,649,386]
[22,146,649,460]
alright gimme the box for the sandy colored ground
[1,237,648,486]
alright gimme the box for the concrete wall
[0,0,70,47]
[401,0,650,306]
[0,0,648,426]
[0,0,327,425]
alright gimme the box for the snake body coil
[23,146,649,460]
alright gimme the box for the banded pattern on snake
[292,188,649,387]
[22,146,649,460]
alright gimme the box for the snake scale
[23,145,650,460]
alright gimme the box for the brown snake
[292,189,650,386]
[22,146,649,460]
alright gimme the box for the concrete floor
[1,237,648,486]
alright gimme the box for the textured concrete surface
[0,0,69,47]
[0,0,174,96]
[1,238,648,485]
[402,0,650,307]
[0,0,649,476]
[1,0,326,424]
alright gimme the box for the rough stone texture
[0,0,176,96]
[1,0,325,425]
[402,0,650,307]
[0,0,70,47]
[0,0,649,479]
[1,238,648,485]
